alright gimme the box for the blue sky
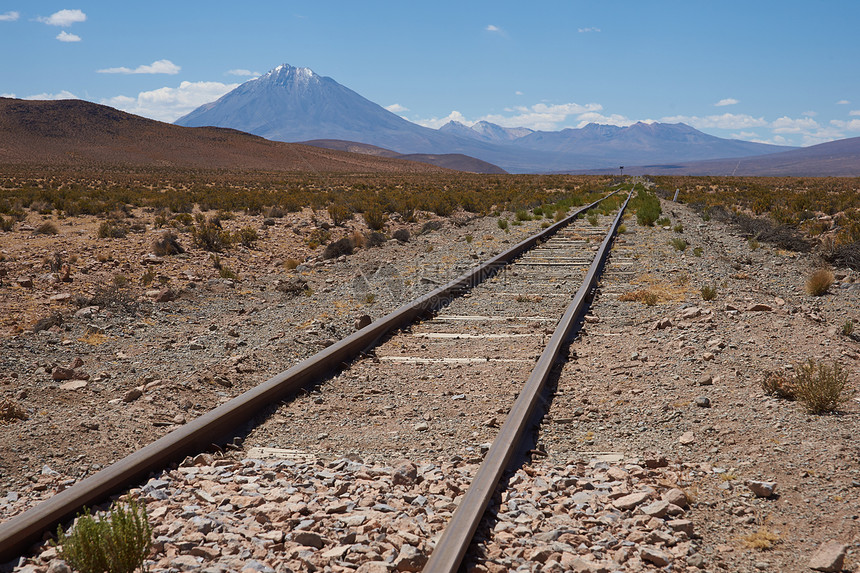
[2,1,858,147]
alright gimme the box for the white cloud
[2,92,17,98]
[98,59,181,75]
[802,110,817,117]
[515,91,523,96]
[24,90,77,100]
[715,98,739,107]
[850,110,860,116]
[385,103,408,113]
[38,9,86,26]
[227,69,259,77]
[414,101,610,131]
[837,100,851,105]
[830,119,860,131]
[660,113,768,130]
[578,27,601,33]
[414,110,469,129]
[0,11,20,21]
[574,112,635,128]
[56,31,81,42]
[486,24,500,32]
[101,81,239,122]
[771,116,819,134]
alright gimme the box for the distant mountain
[176,63,808,173]
[439,120,534,144]
[0,97,452,174]
[578,137,860,177]
[300,139,507,174]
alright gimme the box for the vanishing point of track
[0,188,632,568]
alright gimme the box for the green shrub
[670,237,688,251]
[515,210,532,222]
[673,223,684,233]
[0,215,13,231]
[327,203,352,226]
[362,206,386,231]
[587,213,599,226]
[193,214,230,252]
[693,246,704,257]
[748,237,760,251]
[234,226,258,248]
[98,221,128,239]
[792,359,854,414]
[656,216,671,227]
[498,218,509,231]
[54,499,152,573]
[631,189,661,226]
[701,284,717,301]
[842,320,854,337]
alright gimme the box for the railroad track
[0,187,631,567]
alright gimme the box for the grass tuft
[53,499,152,573]
[805,268,834,296]
[792,359,854,414]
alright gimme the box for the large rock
[808,542,847,572]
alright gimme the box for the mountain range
[176,63,798,173]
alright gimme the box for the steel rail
[0,190,620,563]
[423,189,633,573]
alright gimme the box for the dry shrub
[792,359,853,414]
[34,221,59,235]
[805,268,834,296]
[742,527,780,550]
[152,231,184,256]
[392,228,410,243]
[619,289,658,306]
[701,284,717,301]
[323,237,354,259]
[761,370,796,400]
[284,258,301,270]
[0,398,28,424]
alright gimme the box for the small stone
[686,553,706,568]
[46,559,71,573]
[122,387,143,403]
[612,491,651,510]
[49,293,71,302]
[808,542,847,572]
[748,303,773,312]
[393,544,427,571]
[746,480,777,498]
[60,380,87,391]
[679,431,695,445]
[51,367,76,381]
[414,421,429,431]
[355,314,372,330]
[640,546,672,567]
[702,351,715,361]
[655,318,672,329]
[641,500,670,518]
[698,374,714,386]
[667,519,695,536]
[356,563,390,573]
[392,460,418,486]
[662,488,688,508]
[695,396,711,408]
[154,288,177,303]
[293,530,323,548]
[16,277,33,288]
[680,307,701,319]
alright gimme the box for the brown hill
[300,139,508,174]
[0,98,451,174]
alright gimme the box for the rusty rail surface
[0,191,620,563]
[423,189,632,573]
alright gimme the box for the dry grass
[0,398,28,424]
[805,268,834,296]
[761,370,797,400]
[742,527,781,550]
[619,289,659,306]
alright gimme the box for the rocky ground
[1,191,858,572]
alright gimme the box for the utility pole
[619,166,624,179]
